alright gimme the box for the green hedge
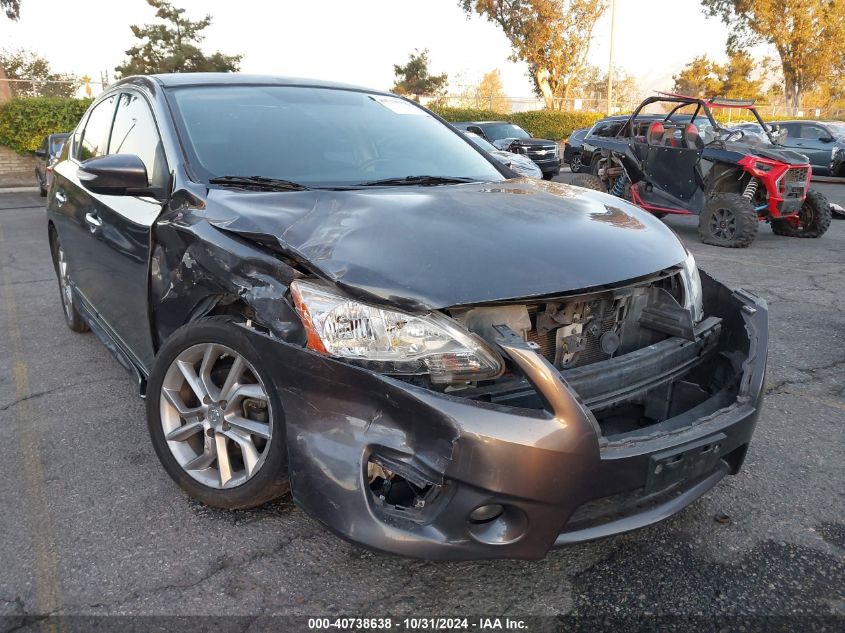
[0,97,92,153]
[430,105,605,141]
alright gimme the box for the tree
[0,48,78,97]
[673,52,764,101]
[476,69,509,111]
[673,55,724,98]
[574,65,639,108]
[391,49,448,101]
[459,0,608,110]
[115,0,241,77]
[701,0,845,110]
[720,51,764,100]
[2,0,20,19]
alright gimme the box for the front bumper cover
[244,272,767,560]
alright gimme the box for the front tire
[571,173,607,192]
[771,190,832,238]
[699,193,758,248]
[146,317,289,510]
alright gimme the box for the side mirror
[820,136,835,143]
[78,154,160,197]
[34,148,47,158]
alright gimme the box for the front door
[782,123,832,174]
[55,90,169,371]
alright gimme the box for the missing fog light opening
[367,458,437,513]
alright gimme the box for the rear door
[51,94,118,308]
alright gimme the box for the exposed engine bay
[450,268,690,371]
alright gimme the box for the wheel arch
[149,212,308,356]
[704,164,748,195]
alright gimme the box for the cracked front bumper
[244,272,767,560]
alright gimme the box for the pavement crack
[64,530,321,612]
[0,377,121,412]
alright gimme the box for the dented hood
[206,179,687,310]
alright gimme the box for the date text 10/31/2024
[307,617,528,630]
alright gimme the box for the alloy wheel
[160,343,273,489]
[709,207,737,242]
[570,155,582,173]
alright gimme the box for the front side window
[799,124,827,140]
[77,95,116,161]
[169,86,504,187]
[109,92,168,188]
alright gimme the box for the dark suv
[452,121,560,179]
[47,74,767,560]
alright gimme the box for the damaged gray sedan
[47,74,768,560]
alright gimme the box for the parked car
[48,74,767,560]
[562,127,590,173]
[462,131,542,178]
[771,120,845,177]
[452,120,560,179]
[34,133,71,196]
[575,95,830,247]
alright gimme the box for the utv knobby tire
[771,190,832,238]
[699,193,758,248]
[146,316,290,510]
[571,174,607,193]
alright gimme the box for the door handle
[55,190,67,206]
[84,212,102,230]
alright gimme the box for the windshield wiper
[208,175,310,191]
[355,175,477,187]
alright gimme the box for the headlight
[290,280,504,383]
[679,251,704,324]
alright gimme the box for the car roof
[455,121,510,125]
[113,73,385,94]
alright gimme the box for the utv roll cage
[621,93,779,145]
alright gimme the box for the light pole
[606,0,617,115]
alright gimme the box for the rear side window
[77,95,116,161]
[109,92,168,188]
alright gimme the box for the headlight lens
[680,251,704,324]
[290,280,504,383]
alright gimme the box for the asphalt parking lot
[0,182,843,627]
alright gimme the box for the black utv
[572,94,831,248]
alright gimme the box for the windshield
[463,131,498,152]
[826,123,845,138]
[169,85,504,187]
[481,123,531,141]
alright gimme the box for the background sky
[0,0,772,96]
